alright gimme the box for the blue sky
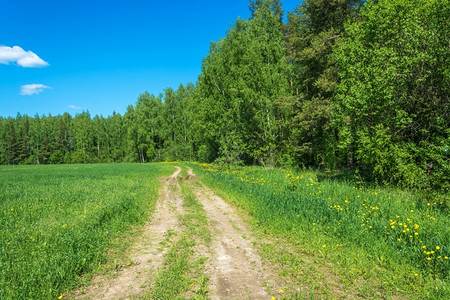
[0,0,301,118]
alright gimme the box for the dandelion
[322,244,326,248]
[279,289,284,293]
[436,246,440,250]
[422,245,426,249]
[58,295,63,300]
[445,256,448,260]
[414,273,418,276]
[271,297,276,300]
[427,257,432,261]
[397,238,401,242]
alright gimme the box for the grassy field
[0,163,173,299]
[189,163,449,299]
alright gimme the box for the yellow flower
[397,238,401,242]
[271,297,276,300]
[58,295,63,300]
[414,232,419,236]
[445,256,448,260]
[436,246,440,250]
[322,244,326,248]
[422,245,426,249]
[427,257,432,261]
[279,289,284,293]
[414,273,418,276]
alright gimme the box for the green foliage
[195,0,290,166]
[0,163,173,299]
[335,0,450,189]
[283,0,364,168]
[0,0,448,193]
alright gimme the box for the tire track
[187,168,279,300]
[73,167,183,300]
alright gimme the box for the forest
[1,0,448,192]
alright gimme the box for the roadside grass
[0,163,173,300]
[146,173,211,300]
[189,162,449,299]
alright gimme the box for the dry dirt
[187,168,279,300]
[72,166,284,299]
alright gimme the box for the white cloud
[20,84,51,95]
[0,45,49,68]
[68,104,81,110]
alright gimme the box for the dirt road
[74,166,282,299]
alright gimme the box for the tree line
[1,0,448,191]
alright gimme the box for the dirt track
[74,166,281,299]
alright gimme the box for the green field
[189,163,449,298]
[1,163,448,299]
[0,163,173,299]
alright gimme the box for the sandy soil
[187,168,278,300]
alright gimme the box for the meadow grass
[189,163,449,299]
[0,163,173,299]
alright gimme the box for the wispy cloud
[68,104,81,110]
[0,45,49,68]
[20,84,51,95]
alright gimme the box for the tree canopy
[1,0,448,194]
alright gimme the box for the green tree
[4,118,18,164]
[335,0,450,188]
[196,0,290,166]
[283,0,364,168]
[72,111,94,163]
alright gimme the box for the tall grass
[190,163,449,298]
[0,163,173,299]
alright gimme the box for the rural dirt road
[74,166,283,299]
